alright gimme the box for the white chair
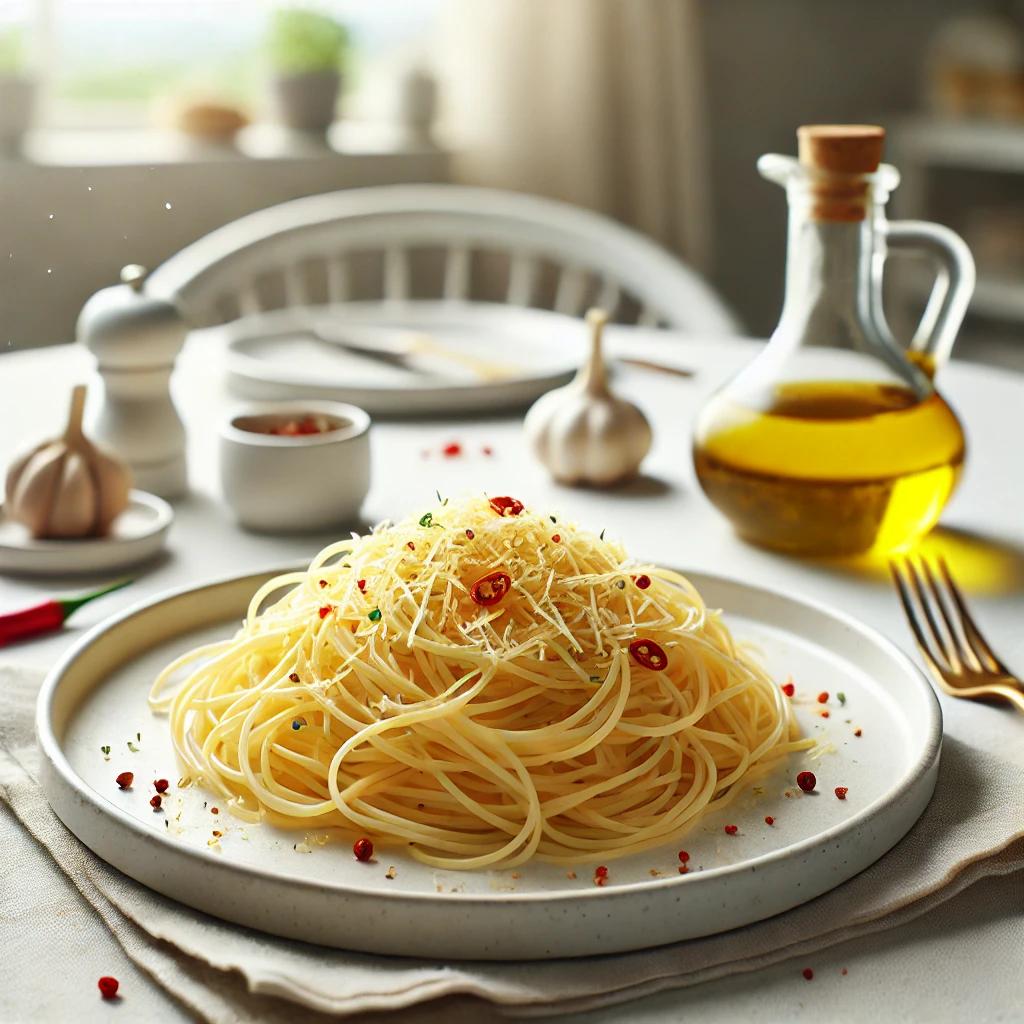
[147,185,739,333]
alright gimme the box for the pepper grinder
[76,264,188,499]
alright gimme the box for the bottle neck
[777,194,877,350]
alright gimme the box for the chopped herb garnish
[100,745,110,756]
[616,580,625,589]
[368,608,382,622]
[435,490,448,506]
[419,512,433,527]
[550,515,557,524]
[589,675,600,683]
[127,741,139,753]
[599,528,606,540]
[136,732,141,742]
[838,692,847,705]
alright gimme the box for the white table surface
[2,330,1022,1023]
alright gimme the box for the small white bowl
[219,401,370,532]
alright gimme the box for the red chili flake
[318,605,332,619]
[629,638,668,671]
[817,691,829,704]
[796,771,816,793]
[724,824,738,835]
[634,574,652,590]
[781,681,795,697]
[289,672,300,682]
[442,442,463,457]
[210,806,219,814]
[149,794,162,810]
[97,976,119,999]
[115,771,133,790]
[407,541,416,551]
[854,728,862,737]
[470,571,512,607]
[357,579,366,592]
[153,779,169,793]
[678,865,689,875]
[820,710,831,718]
[551,534,561,543]
[465,529,475,540]
[482,445,494,456]
[488,495,524,517]
[841,968,848,976]
[802,967,814,981]
[353,837,374,862]
[318,579,328,588]
[835,787,849,800]
[593,865,609,885]
[677,850,690,863]
[764,815,775,826]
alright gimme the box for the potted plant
[268,8,349,136]
[0,29,36,157]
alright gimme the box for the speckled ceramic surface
[37,568,941,961]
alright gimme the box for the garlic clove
[92,448,132,534]
[9,444,66,538]
[47,449,99,538]
[524,307,653,487]
[4,384,132,540]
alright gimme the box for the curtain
[439,0,711,273]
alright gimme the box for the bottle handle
[878,219,975,372]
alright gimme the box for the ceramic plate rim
[36,564,942,907]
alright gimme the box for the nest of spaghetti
[152,495,808,869]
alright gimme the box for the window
[2,1,441,130]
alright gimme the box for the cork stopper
[798,125,885,173]
[796,125,885,221]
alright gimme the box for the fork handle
[994,684,1024,714]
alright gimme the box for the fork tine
[889,560,949,678]
[903,558,961,672]
[918,558,981,672]
[937,557,1012,674]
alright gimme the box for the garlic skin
[5,385,131,539]
[525,308,652,486]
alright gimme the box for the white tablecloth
[2,330,1022,1022]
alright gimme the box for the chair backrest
[146,184,739,333]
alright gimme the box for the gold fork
[890,556,1024,712]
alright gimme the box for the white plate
[223,302,582,416]
[0,490,173,577]
[37,568,941,961]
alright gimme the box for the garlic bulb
[5,385,131,539]
[525,308,652,485]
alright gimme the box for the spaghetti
[150,495,810,869]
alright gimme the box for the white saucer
[0,490,174,577]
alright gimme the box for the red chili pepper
[0,579,131,647]
[357,579,366,592]
[153,779,169,793]
[115,772,133,790]
[796,770,816,793]
[817,691,829,704]
[97,976,119,999]
[470,571,512,607]
[781,681,795,697]
[551,534,561,543]
[319,605,332,619]
[724,824,738,835]
[150,794,162,810]
[835,786,849,800]
[677,850,690,863]
[765,815,775,825]
[488,495,524,517]
[353,837,374,861]
[633,574,652,590]
[628,638,668,670]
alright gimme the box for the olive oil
[693,381,965,556]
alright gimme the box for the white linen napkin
[2,662,1022,1021]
